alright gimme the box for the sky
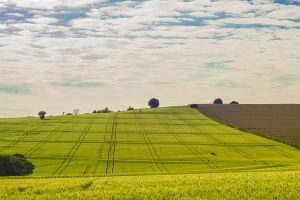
[0,0,299,117]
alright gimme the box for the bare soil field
[197,104,300,148]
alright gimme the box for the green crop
[0,171,299,200]
[0,106,299,177]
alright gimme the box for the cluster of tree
[0,154,34,176]
[92,107,112,113]
[213,98,239,105]
[190,99,239,108]
[38,98,161,119]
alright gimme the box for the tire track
[93,114,112,175]
[153,111,218,169]
[175,111,272,166]
[105,113,118,175]
[133,110,168,173]
[83,165,91,175]
[52,118,95,176]
[237,133,297,160]
[25,117,74,157]
[0,121,46,153]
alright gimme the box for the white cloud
[266,6,300,20]
[27,15,58,24]
[6,13,24,17]
[0,0,300,116]
[0,0,105,9]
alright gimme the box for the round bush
[213,98,223,104]
[148,98,160,108]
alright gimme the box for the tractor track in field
[93,114,112,175]
[195,110,297,162]
[83,165,92,175]
[52,118,96,176]
[25,117,74,158]
[174,112,275,167]
[237,134,297,160]
[105,113,118,175]
[0,121,47,153]
[153,111,218,169]
[133,110,168,173]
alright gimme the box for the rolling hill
[0,106,299,177]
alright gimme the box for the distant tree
[127,106,134,111]
[230,101,239,104]
[148,98,159,108]
[66,113,73,115]
[73,109,80,115]
[93,107,112,113]
[213,98,223,104]
[0,154,34,176]
[190,104,198,109]
[38,111,46,120]
[103,107,110,113]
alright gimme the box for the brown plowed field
[197,104,300,148]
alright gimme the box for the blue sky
[0,0,299,117]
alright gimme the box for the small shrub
[190,104,198,109]
[230,101,239,104]
[17,187,27,192]
[81,181,93,190]
[127,106,134,111]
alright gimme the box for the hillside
[0,106,300,177]
[197,104,300,148]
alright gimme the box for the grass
[0,171,299,199]
[0,106,300,199]
[0,106,300,177]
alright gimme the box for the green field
[0,106,300,199]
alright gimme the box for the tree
[190,104,198,109]
[148,98,159,108]
[127,106,134,111]
[73,109,80,115]
[103,107,110,113]
[0,154,35,176]
[93,107,112,113]
[213,98,223,104]
[230,101,239,104]
[38,111,46,120]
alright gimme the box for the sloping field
[197,104,300,148]
[0,106,300,177]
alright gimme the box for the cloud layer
[0,0,299,116]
